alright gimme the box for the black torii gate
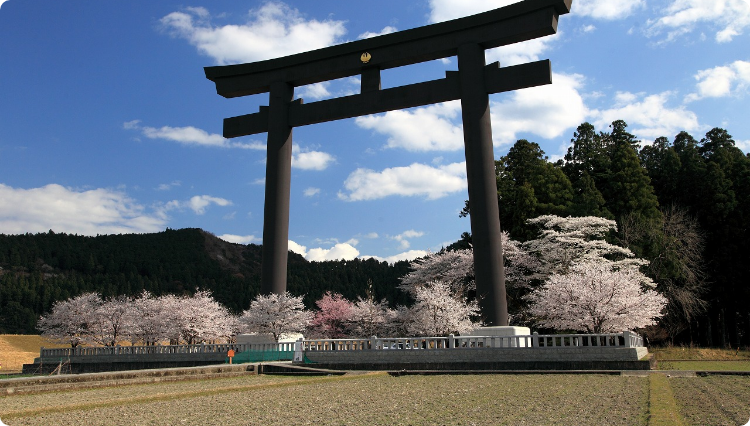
[205,0,572,326]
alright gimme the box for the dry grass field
[1,374,650,426]
[3,341,750,425]
[671,376,750,426]
[2,372,748,425]
[0,335,66,373]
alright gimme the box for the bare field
[1,374,649,426]
[670,376,750,426]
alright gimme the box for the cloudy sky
[1,0,748,263]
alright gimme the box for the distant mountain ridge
[0,228,412,334]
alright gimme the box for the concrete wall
[299,347,651,371]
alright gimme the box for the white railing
[302,331,643,352]
[41,332,643,358]
[40,342,295,358]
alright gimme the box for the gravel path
[2,374,648,426]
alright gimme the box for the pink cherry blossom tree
[310,291,354,338]
[240,292,312,341]
[525,261,667,333]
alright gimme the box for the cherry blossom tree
[37,292,102,347]
[399,232,536,294]
[127,291,177,345]
[173,290,237,344]
[310,292,354,338]
[156,293,185,345]
[526,261,667,333]
[400,280,480,336]
[87,295,134,346]
[347,296,396,337]
[240,292,312,341]
[522,215,646,276]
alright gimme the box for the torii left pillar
[260,82,294,295]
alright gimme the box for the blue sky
[1,0,748,263]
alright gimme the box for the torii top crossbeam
[205,0,572,326]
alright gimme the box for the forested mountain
[0,228,411,334]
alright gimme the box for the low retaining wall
[24,342,294,374]
[300,347,651,371]
[23,358,229,375]
[7,364,256,395]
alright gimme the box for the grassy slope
[651,347,750,371]
[0,335,65,373]
[651,347,750,361]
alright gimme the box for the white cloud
[429,0,643,22]
[292,146,335,171]
[490,73,588,145]
[156,181,181,191]
[362,250,429,264]
[355,102,464,152]
[428,0,520,23]
[358,26,398,39]
[187,195,233,215]
[126,121,265,150]
[591,91,701,140]
[306,243,360,261]
[0,184,165,236]
[219,234,260,244]
[289,240,360,262]
[486,37,555,67]
[573,0,644,20]
[160,2,347,65]
[736,139,750,153]
[646,0,750,43]
[391,229,425,250]
[296,82,331,101]
[338,162,467,201]
[581,25,597,33]
[303,187,321,197]
[288,240,308,257]
[686,60,750,102]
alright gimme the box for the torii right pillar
[458,43,508,327]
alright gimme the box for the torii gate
[205,0,572,326]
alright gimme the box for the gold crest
[360,52,372,63]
